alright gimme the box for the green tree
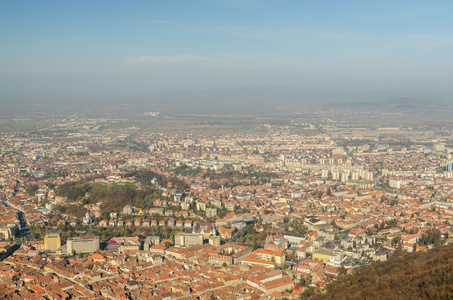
[246,224,253,235]
[298,276,306,286]
[26,184,39,196]
[338,265,347,276]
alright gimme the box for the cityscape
[2,1,453,299]
[0,108,452,299]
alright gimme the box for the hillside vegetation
[310,245,453,300]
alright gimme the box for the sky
[1,0,453,108]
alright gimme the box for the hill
[309,245,453,300]
[324,97,448,112]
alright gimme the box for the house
[253,248,286,266]
[246,270,294,295]
[184,220,192,228]
[108,237,141,254]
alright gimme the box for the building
[241,248,286,269]
[0,223,19,240]
[329,251,345,267]
[283,232,306,245]
[67,236,100,254]
[218,244,252,264]
[108,237,141,254]
[82,212,93,225]
[447,161,453,172]
[313,248,335,263]
[44,233,61,251]
[143,236,160,251]
[106,239,121,254]
[434,143,445,152]
[253,248,286,266]
[174,233,203,247]
[246,270,294,295]
[123,205,133,215]
[209,236,220,246]
[205,207,217,217]
[207,253,233,266]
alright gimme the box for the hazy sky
[1,0,453,104]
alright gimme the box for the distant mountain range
[1,86,451,115]
[324,97,449,112]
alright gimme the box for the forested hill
[310,245,453,300]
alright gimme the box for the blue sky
[1,0,453,103]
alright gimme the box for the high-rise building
[175,233,203,247]
[447,161,453,172]
[434,143,445,152]
[44,233,61,251]
[67,236,100,254]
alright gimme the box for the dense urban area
[1,110,453,299]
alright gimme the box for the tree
[246,224,253,235]
[338,265,347,276]
[26,184,39,196]
[300,286,315,299]
[298,276,306,286]
[209,293,218,300]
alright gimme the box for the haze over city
[2,0,453,113]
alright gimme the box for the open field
[0,110,451,137]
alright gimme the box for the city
[2,1,453,299]
[0,110,452,299]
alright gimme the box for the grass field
[0,110,450,136]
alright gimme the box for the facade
[207,253,232,266]
[253,248,286,266]
[447,161,453,172]
[67,236,100,254]
[82,212,93,225]
[209,236,220,246]
[246,270,294,295]
[143,236,160,251]
[109,237,141,254]
[0,224,19,240]
[174,233,203,247]
[205,208,217,217]
[284,232,307,245]
[313,248,334,263]
[44,233,61,251]
[106,240,121,254]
